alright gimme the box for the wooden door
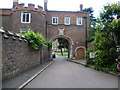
[76,48,85,59]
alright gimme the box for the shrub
[24,30,52,50]
[110,63,118,73]
[94,49,116,67]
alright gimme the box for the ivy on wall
[23,30,52,50]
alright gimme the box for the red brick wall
[11,11,46,36]
[1,7,46,37]
[2,15,12,31]
[46,11,90,57]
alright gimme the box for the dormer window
[76,17,82,25]
[52,16,58,25]
[21,12,31,23]
[64,17,70,25]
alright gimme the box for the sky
[0,0,120,18]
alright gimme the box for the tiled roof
[0,12,11,15]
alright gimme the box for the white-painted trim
[75,46,86,58]
[52,16,58,25]
[64,16,70,25]
[21,12,31,24]
[76,17,82,25]
[50,35,74,45]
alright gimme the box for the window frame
[64,16,70,25]
[21,12,31,23]
[52,16,58,25]
[76,17,82,25]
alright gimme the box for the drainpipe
[83,16,88,51]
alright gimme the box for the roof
[0,8,12,15]
[0,8,11,10]
[0,12,11,15]
[0,8,46,15]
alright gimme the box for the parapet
[0,27,27,42]
[12,3,46,15]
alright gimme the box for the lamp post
[83,16,88,51]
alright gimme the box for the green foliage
[100,3,120,23]
[24,30,52,50]
[94,50,116,67]
[94,62,119,74]
[56,52,68,56]
[108,20,120,44]
[47,41,52,49]
[83,7,97,42]
[93,29,113,50]
[93,29,117,67]
[58,44,64,49]
[110,63,118,73]
[86,3,120,74]
[57,38,69,49]
[94,65,111,73]
[86,36,95,42]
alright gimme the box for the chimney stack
[13,0,19,9]
[18,3,25,8]
[38,5,43,11]
[28,4,35,9]
[44,0,48,11]
[80,4,83,11]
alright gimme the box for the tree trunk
[60,48,63,56]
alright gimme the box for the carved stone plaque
[58,28,64,35]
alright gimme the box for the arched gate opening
[51,35,73,60]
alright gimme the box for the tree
[100,3,120,23]
[57,38,69,55]
[83,7,97,42]
[93,3,120,67]
[98,3,120,46]
[108,20,120,45]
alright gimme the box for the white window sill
[21,22,31,24]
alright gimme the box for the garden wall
[1,30,51,80]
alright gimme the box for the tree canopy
[86,3,120,73]
[93,3,120,67]
[83,7,96,42]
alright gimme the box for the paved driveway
[24,56,118,88]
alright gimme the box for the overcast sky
[0,0,120,18]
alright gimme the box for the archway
[50,35,73,59]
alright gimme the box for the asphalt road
[24,56,118,88]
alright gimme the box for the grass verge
[56,52,68,56]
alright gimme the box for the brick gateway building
[0,0,90,59]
